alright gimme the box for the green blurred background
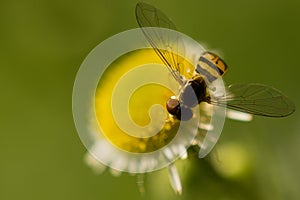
[0,0,299,199]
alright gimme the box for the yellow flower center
[95,49,193,153]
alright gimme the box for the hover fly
[135,2,295,120]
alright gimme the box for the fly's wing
[135,2,185,84]
[209,83,295,117]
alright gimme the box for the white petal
[163,148,174,160]
[178,145,188,159]
[167,164,182,195]
[84,152,106,174]
[226,109,253,121]
[199,123,213,131]
[109,168,122,177]
[136,174,145,195]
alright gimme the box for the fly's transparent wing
[136,2,177,29]
[208,83,295,117]
[135,2,185,84]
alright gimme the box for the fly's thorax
[166,76,206,121]
[196,51,228,83]
[179,76,207,108]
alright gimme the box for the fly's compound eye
[166,98,180,116]
[166,98,193,121]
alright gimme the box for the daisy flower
[74,46,252,194]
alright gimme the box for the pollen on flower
[138,142,146,152]
[164,123,172,131]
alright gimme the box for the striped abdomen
[195,51,228,82]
